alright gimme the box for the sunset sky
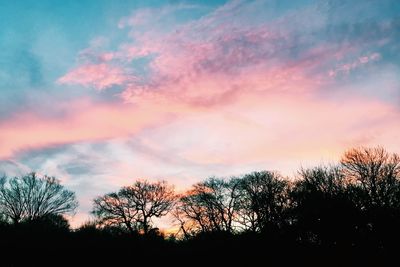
[0,0,399,227]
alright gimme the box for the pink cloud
[4,1,397,168]
[99,52,115,62]
[135,92,400,167]
[328,52,381,77]
[118,3,201,28]
[57,0,395,114]
[58,63,131,90]
[0,98,197,159]
[9,1,394,166]
[4,88,398,229]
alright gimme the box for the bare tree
[341,147,400,208]
[123,180,175,234]
[291,166,359,246]
[174,190,211,235]
[92,191,139,234]
[237,171,290,232]
[175,177,241,235]
[296,166,347,196]
[92,180,175,234]
[0,173,77,224]
[0,175,25,224]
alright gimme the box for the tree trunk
[143,216,149,234]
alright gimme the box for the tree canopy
[0,172,77,224]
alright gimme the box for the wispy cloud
[328,52,381,77]
[4,0,400,172]
[58,63,132,90]
[0,98,190,158]
[57,0,400,107]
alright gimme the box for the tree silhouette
[0,172,77,224]
[93,180,175,234]
[291,166,360,247]
[1,146,400,265]
[341,147,400,249]
[92,191,139,234]
[237,171,290,232]
[175,177,242,235]
[341,146,400,209]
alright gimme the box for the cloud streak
[58,63,131,90]
[0,98,192,159]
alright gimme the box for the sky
[0,0,399,228]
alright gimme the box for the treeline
[1,146,399,265]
